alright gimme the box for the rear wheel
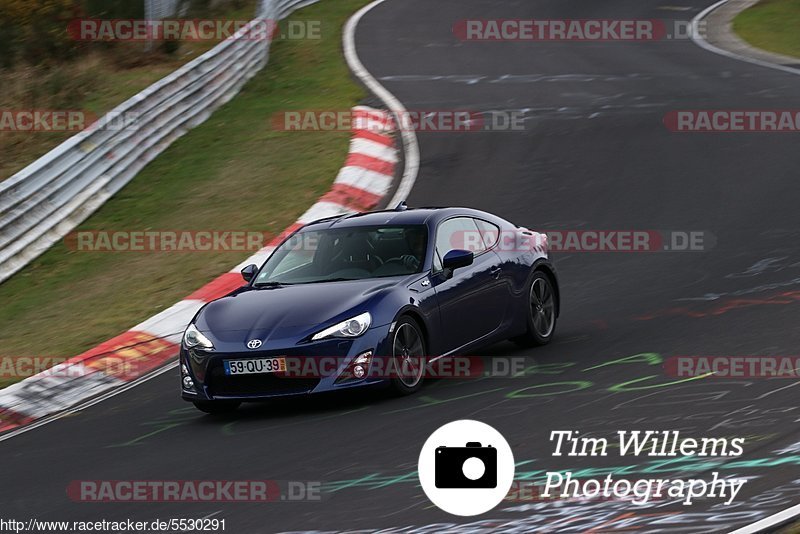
[514,271,557,346]
[390,316,426,395]
[192,400,241,415]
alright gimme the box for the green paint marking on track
[325,473,381,492]
[608,372,713,392]
[507,381,592,399]
[583,353,662,372]
[107,407,196,447]
[108,421,188,448]
[373,470,420,489]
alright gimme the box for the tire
[514,270,557,346]
[389,316,427,395]
[192,400,241,415]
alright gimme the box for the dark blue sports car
[180,204,559,413]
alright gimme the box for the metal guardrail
[0,0,318,284]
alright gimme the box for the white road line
[343,0,420,209]
[729,504,800,534]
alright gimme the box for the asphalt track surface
[3,1,800,532]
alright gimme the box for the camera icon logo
[418,420,515,516]
[435,442,497,488]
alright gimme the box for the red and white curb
[0,106,397,434]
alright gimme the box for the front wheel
[192,400,241,415]
[390,316,427,395]
[514,271,557,346]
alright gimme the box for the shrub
[0,0,86,66]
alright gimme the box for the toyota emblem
[247,339,263,350]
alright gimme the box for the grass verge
[0,0,370,388]
[733,0,800,59]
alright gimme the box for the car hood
[194,278,405,344]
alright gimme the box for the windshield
[254,225,428,285]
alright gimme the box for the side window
[435,217,486,265]
[474,219,500,250]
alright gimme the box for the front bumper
[180,323,393,401]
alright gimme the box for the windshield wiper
[255,278,357,287]
[305,277,358,284]
[253,281,294,288]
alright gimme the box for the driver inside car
[400,229,425,271]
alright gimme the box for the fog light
[181,364,190,376]
[182,375,195,390]
[336,350,373,384]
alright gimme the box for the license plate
[224,357,286,376]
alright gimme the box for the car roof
[301,206,499,231]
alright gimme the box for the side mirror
[241,264,258,283]
[442,249,474,271]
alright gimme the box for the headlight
[183,323,214,349]
[311,312,371,341]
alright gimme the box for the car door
[430,216,507,354]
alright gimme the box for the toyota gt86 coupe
[181,205,559,413]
